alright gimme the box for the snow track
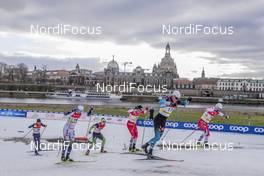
[0,117,263,176]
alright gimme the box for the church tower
[165,43,171,57]
[201,67,205,78]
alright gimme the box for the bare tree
[17,63,28,83]
[0,62,7,80]
[41,65,48,83]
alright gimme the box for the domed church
[103,43,179,89]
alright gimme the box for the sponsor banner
[3,109,262,135]
[27,111,64,120]
[0,109,27,118]
[26,111,127,125]
[136,119,264,135]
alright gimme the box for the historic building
[217,79,264,92]
[68,64,92,86]
[103,43,179,89]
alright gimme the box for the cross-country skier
[61,105,84,161]
[127,105,148,152]
[142,90,191,158]
[197,103,229,147]
[85,118,107,155]
[28,119,47,155]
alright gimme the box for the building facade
[217,79,264,92]
[103,43,179,89]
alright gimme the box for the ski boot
[196,141,202,146]
[100,147,107,153]
[35,152,41,156]
[141,143,149,154]
[204,141,209,148]
[85,149,90,156]
[147,148,154,159]
[65,155,74,162]
[61,156,66,162]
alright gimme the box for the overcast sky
[0,0,263,79]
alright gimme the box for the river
[0,97,263,112]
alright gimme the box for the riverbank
[0,102,263,126]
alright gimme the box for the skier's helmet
[215,103,223,110]
[101,118,106,123]
[172,90,181,99]
[37,119,41,123]
[77,105,84,112]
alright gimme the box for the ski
[26,149,56,153]
[136,156,184,162]
[120,151,146,156]
[55,160,96,165]
[158,143,244,150]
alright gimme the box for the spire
[112,55,115,61]
[166,43,170,55]
[201,67,205,78]
[76,63,80,73]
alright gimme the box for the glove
[225,115,230,119]
[44,125,48,127]
[187,97,192,102]
[88,131,91,134]
[159,127,165,132]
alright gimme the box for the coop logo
[183,123,197,129]
[143,120,153,126]
[166,121,179,128]
[229,126,249,133]
[254,127,264,133]
[209,124,224,131]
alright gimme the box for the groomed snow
[0,117,263,176]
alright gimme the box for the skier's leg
[97,133,106,152]
[61,127,68,159]
[33,134,39,154]
[65,131,75,161]
[132,126,138,151]
[148,129,163,149]
[147,129,163,157]
[86,133,97,155]
[204,125,210,146]
[127,121,135,151]
[197,119,206,144]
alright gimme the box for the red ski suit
[127,109,145,140]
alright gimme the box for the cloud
[0,0,264,78]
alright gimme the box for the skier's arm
[28,124,34,128]
[89,124,97,133]
[177,97,192,107]
[41,123,47,127]
[218,111,229,119]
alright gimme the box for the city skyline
[0,0,264,79]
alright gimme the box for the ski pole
[141,113,149,146]
[22,128,33,139]
[161,129,170,141]
[85,113,93,137]
[141,120,146,146]
[180,130,196,143]
[40,127,47,138]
